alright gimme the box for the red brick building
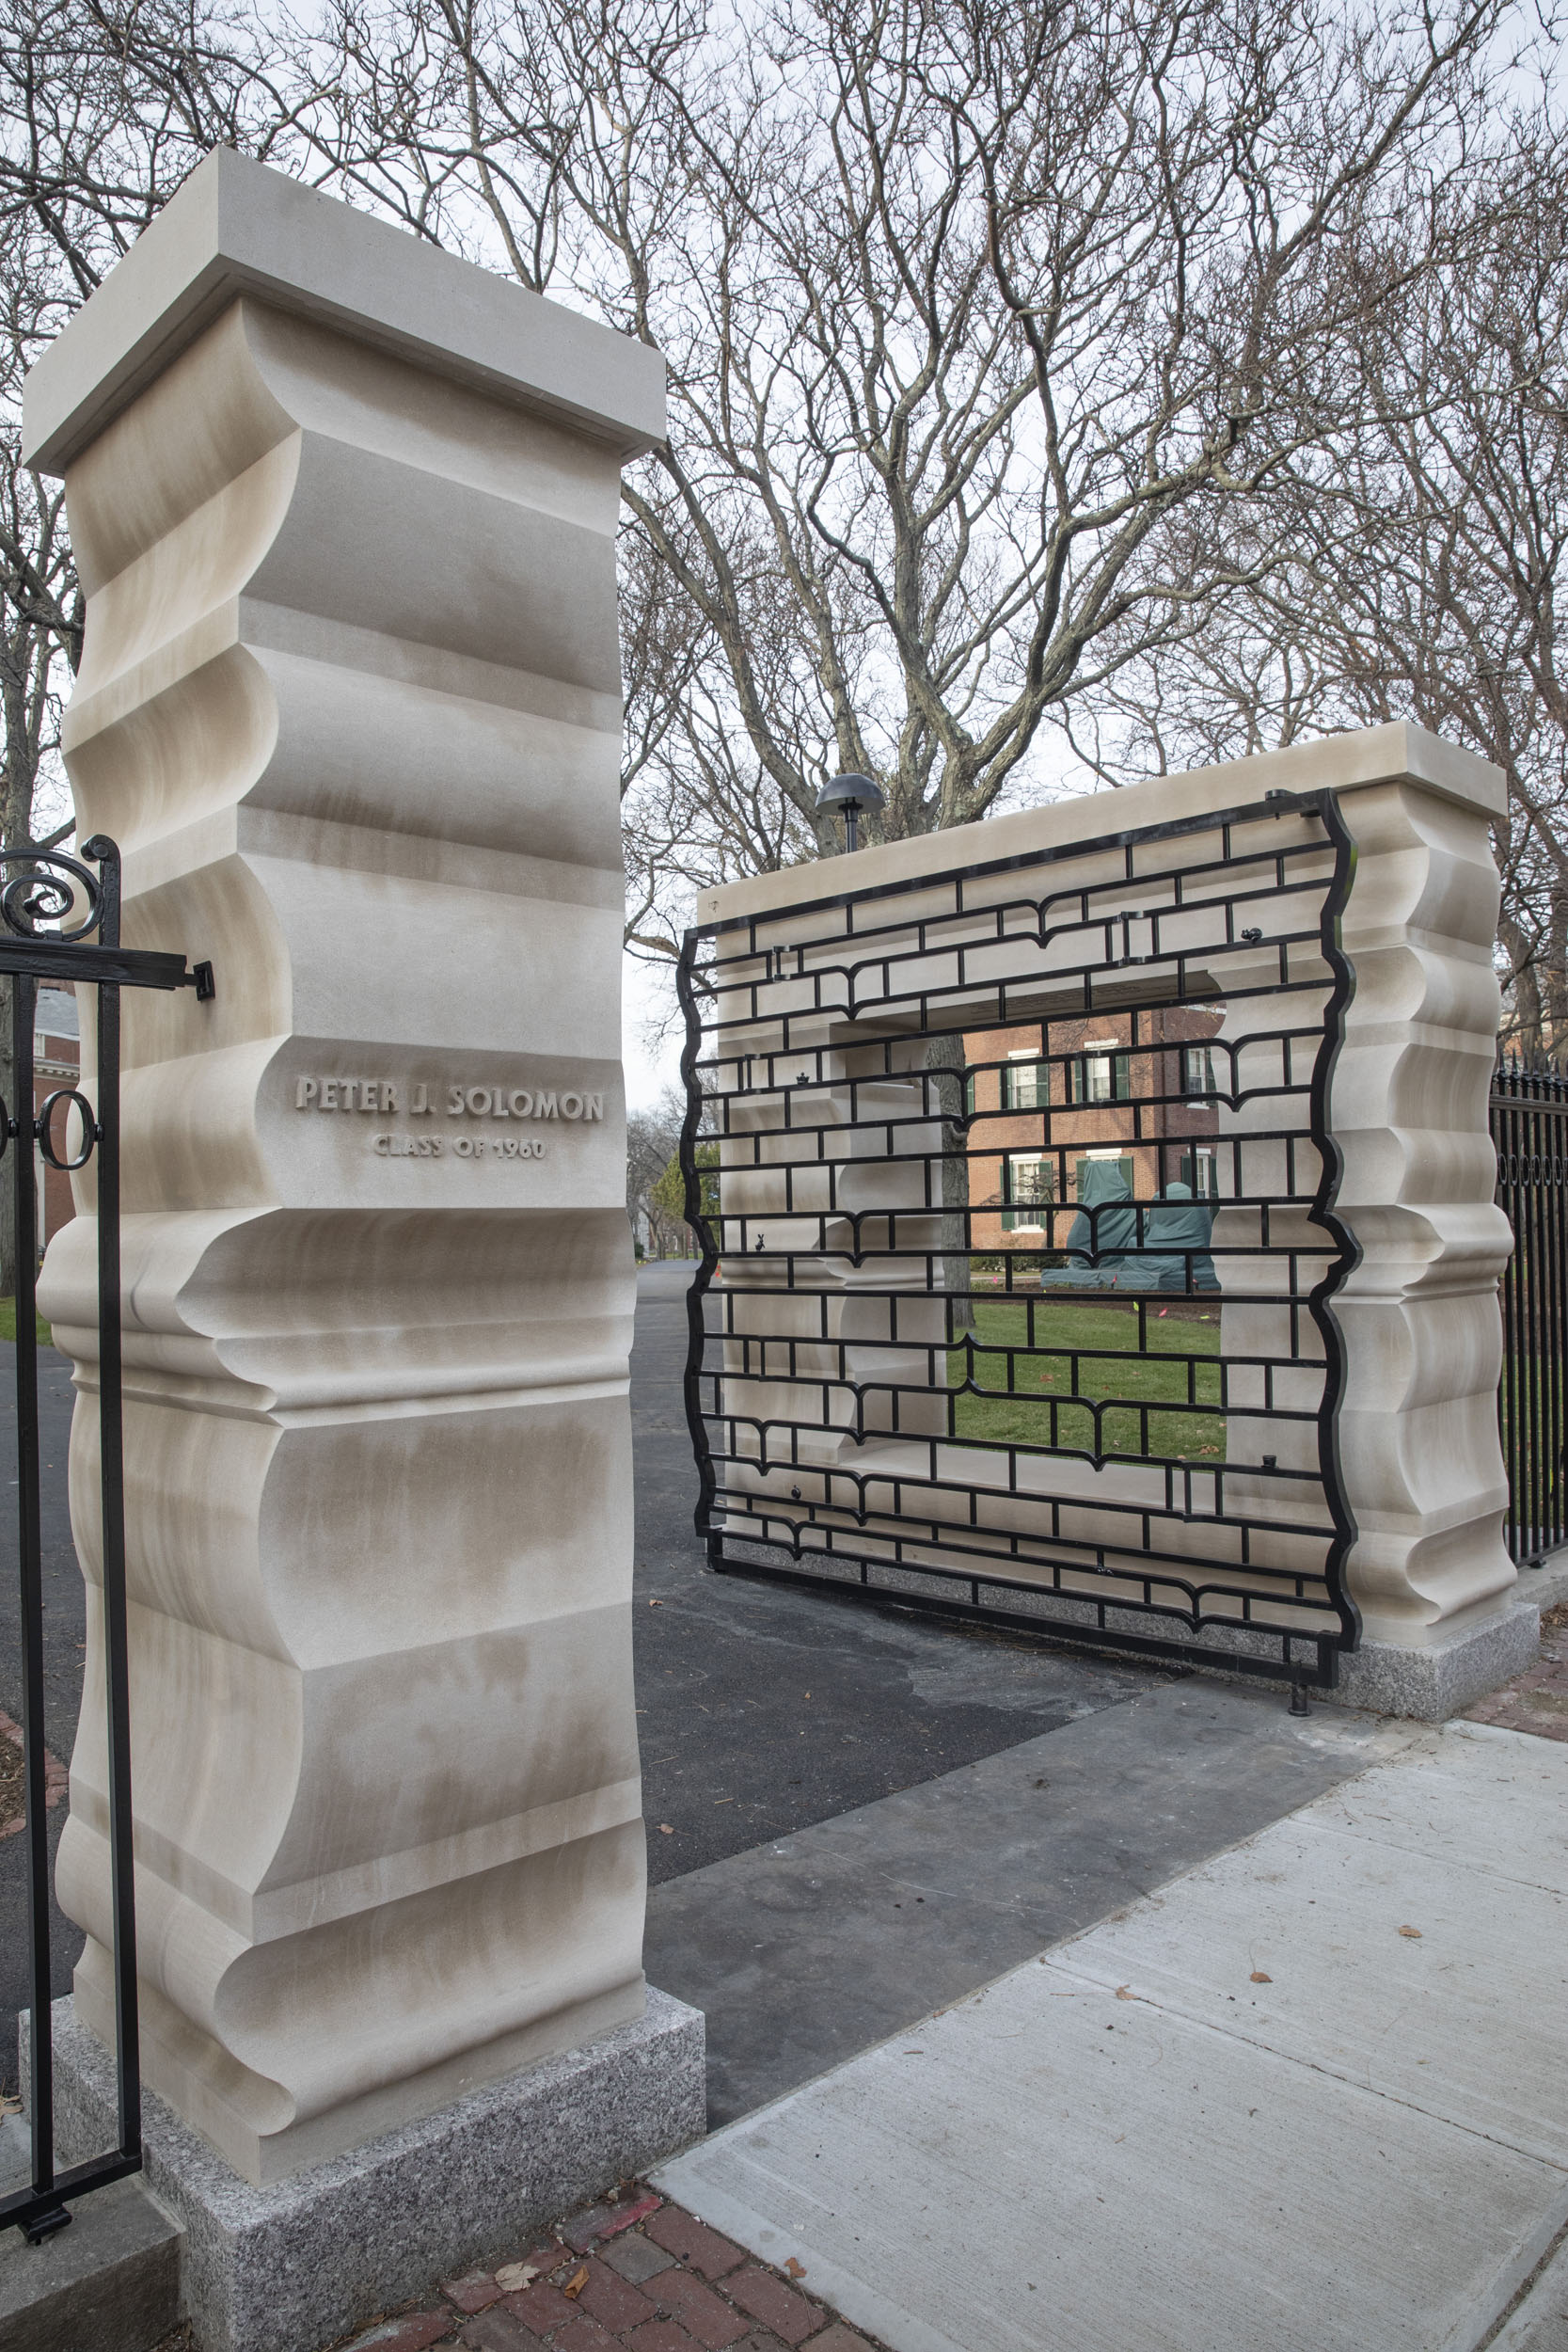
[33,984,80,1250]
[964,1006,1222,1251]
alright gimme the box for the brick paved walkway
[1467,1601,1568,1741]
[328,2186,882,2352]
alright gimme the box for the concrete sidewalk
[645,1680,1406,2126]
[653,1718,1568,2352]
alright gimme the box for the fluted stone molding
[23,150,666,2185]
[1328,756,1515,1641]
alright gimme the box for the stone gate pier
[21,150,703,2350]
[683,723,1538,1723]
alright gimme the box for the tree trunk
[1,734,53,1302]
[924,1032,974,1335]
[1545,886,1568,1060]
[0,756,36,1302]
[1499,912,1544,1057]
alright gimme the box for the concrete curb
[0,2117,181,2352]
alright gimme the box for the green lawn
[946,1296,1225,1461]
[0,1298,53,1344]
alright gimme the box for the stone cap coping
[697,721,1505,928]
[23,145,667,472]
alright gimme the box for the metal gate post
[0,840,210,2241]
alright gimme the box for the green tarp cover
[1037,1160,1139,1286]
[1137,1183,1219,1292]
[1037,1172,1218,1292]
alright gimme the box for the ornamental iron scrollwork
[678,785,1362,1692]
[1490,1048,1568,1565]
[0,838,113,943]
[0,1091,101,1166]
[38,1088,100,1171]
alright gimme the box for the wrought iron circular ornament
[0,846,104,941]
[38,1089,99,1171]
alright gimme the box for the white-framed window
[1069,1040,1130,1104]
[1002,1152,1054,1230]
[1182,1043,1217,1100]
[1003,1049,1047,1110]
[1180,1148,1218,1199]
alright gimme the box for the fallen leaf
[785,2258,807,2280]
[1115,1985,1135,2001]
[1250,1971,1272,1983]
[658,1823,673,1835]
[1398,1925,1422,1939]
[495,2264,540,2292]
[648,1597,663,1607]
[563,2267,588,2300]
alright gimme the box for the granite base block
[36,1988,705,2352]
[1329,1597,1541,1721]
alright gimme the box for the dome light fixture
[816,771,885,852]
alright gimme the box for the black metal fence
[2,841,211,2243]
[1492,1054,1568,1566]
[678,788,1362,1688]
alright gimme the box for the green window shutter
[1114,1052,1132,1101]
[965,1072,976,1115]
[1001,1208,1016,1232]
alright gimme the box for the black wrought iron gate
[678,788,1361,1689]
[1,838,211,2243]
[1492,1055,1568,1566]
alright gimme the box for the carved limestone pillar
[1328,750,1518,1643]
[24,149,667,2185]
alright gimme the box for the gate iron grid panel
[677,787,1362,1691]
[1492,1053,1568,1566]
[1,839,213,2245]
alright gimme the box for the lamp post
[816,771,885,852]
